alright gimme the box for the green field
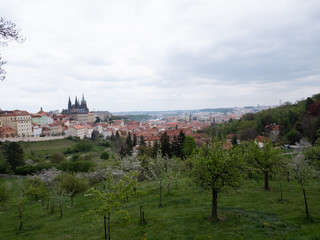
[1,176,320,240]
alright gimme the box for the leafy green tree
[139,135,146,146]
[160,132,171,157]
[133,134,137,146]
[123,132,133,156]
[285,129,302,145]
[146,155,177,207]
[50,152,65,164]
[151,141,160,158]
[182,136,196,158]
[191,141,245,220]
[4,142,24,171]
[10,180,27,231]
[289,154,317,218]
[85,171,137,240]
[91,130,100,141]
[171,131,186,158]
[0,182,8,208]
[55,172,88,206]
[239,128,257,141]
[247,140,282,190]
[304,145,320,170]
[24,177,48,205]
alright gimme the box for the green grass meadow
[1,176,320,240]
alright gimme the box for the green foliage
[10,180,28,231]
[55,172,88,206]
[191,141,246,219]
[15,163,56,175]
[285,129,302,144]
[146,154,178,206]
[50,152,65,164]
[73,141,93,153]
[24,177,48,203]
[1,176,320,239]
[100,152,110,160]
[0,182,8,207]
[85,171,138,240]
[182,135,196,158]
[86,171,137,216]
[160,132,171,157]
[58,160,95,172]
[247,140,283,190]
[4,142,24,171]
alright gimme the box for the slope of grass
[1,176,320,240]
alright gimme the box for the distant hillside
[205,93,320,145]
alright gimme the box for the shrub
[50,152,65,163]
[15,163,56,175]
[58,161,95,172]
[100,152,109,160]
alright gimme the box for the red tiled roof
[72,124,85,130]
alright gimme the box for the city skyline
[1,0,320,112]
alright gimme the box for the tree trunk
[60,202,63,219]
[104,215,107,240]
[140,205,145,224]
[264,172,269,190]
[301,183,309,218]
[19,217,23,231]
[159,178,162,207]
[211,189,218,220]
[107,212,111,240]
[71,196,74,207]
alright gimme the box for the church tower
[68,97,72,110]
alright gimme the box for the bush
[73,141,93,152]
[71,154,83,162]
[100,140,111,148]
[15,163,56,175]
[286,129,302,145]
[58,161,95,172]
[100,152,109,160]
[50,152,65,163]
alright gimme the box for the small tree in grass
[247,140,283,190]
[10,180,27,231]
[55,172,88,206]
[24,177,48,205]
[48,187,69,219]
[191,141,246,220]
[289,154,317,218]
[145,154,177,207]
[85,171,137,240]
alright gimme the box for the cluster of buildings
[0,95,212,145]
[0,95,110,139]
[1,95,273,146]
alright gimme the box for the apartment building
[0,110,33,137]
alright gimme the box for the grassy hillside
[1,176,320,240]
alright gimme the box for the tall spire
[68,97,72,109]
[75,96,78,107]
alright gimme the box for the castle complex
[61,95,89,123]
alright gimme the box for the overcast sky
[1,0,320,113]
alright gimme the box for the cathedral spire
[75,96,78,108]
[68,97,72,109]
